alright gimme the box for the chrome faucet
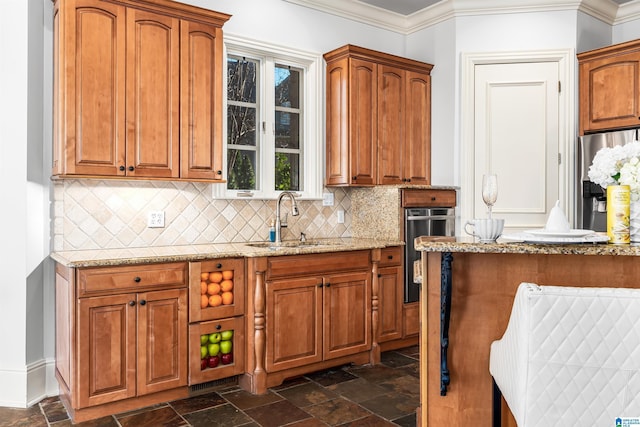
[275,192,299,243]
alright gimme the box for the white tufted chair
[489,282,640,426]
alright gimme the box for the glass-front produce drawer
[188,316,245,385]
[189,258,245,322]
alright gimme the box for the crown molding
[284,0,632,34]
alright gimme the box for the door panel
[474,62,560,231]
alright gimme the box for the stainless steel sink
[245,240,341,249]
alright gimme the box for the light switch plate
[337,209,345,224]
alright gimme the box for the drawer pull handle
[216,263,222,268]
[133,276,141,283]
[431,197,436,201]
[216,324,222,330]
[129,300,136,306]
[388,255,393,260]
[139,299,146,306]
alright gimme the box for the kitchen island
[414,236,640,427]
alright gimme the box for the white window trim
[214,34,323,200]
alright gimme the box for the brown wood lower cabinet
[242,251,373,394]
[55,262,189,423]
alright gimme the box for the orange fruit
[222,270,233,280]
[221,291,233,305]
[200,294,209,309]
[207,282,221,296]
[220,279,234,292]
[209,271,223,283]
[200,272,209,281]
[200,282,207,295]
[208,294,222,307]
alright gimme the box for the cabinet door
[78,294,136,408]
[378,265,403,343]
[404,70,431,185]
[323,270,371,359]
[377,65,405,185]
[137,288,188,395]
[53,0,126,176]
[349,58,378,186]
[180,21,224,181]
[265,276,323,372]
[125,8,180,178]
[580,51,640,133]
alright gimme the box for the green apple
[209,332,221,343]
[200,345,208,359]
[200,334,209,345]
[208,343,220,357]
[221,330,233,340]
[220,340,232,354]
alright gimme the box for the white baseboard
[0,357,58,408]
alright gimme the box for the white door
[473,61,561,231]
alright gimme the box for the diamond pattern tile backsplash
[53,180,353,251]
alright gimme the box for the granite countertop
[414,235,640,256]
[50,238,405,268]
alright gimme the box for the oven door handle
[407,215,455,221]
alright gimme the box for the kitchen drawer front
[379,246,402,268]
[188,316,245,385]
[78,262,187,296]
[189,258,245,322]
[402,189,456,207]
[266,250,371,280]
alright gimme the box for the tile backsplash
[52,180,353,251]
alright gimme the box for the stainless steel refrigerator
[577,129,639,230]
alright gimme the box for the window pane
[275,65,299,108]
[275,152,300,191]
[275,111,299,149]
[228,57,257,103]
[227,105,256,146]
[228,149,257,190]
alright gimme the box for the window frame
[217,35,323,200]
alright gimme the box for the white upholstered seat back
[489,282,640,426]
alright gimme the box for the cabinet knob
[216,170,222,175]
[216,324,222,330]
[431,197,436,201]
[377,274,381,278]
[216,263,222,269]
[129,300,136,306]
[326,283,331,287]
[317,284,323,288]
[128,166,134,172]
[139,299,146,306]
[134,276,141,283]
[119,166,125,172]
[352,176,357,181]
[388,255,393,260]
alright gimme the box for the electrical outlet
[148,211,165,228]
[323,192,334,206]
[337,209,345,224]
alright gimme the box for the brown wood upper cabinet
[52,0,230,181]
[578,38,640,135]
[324,45,433,186]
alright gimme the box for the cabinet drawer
[379,247,402,267]
[266,250,371,280]
[402,189,456,207]
[78,262,187,296]
[188,316,245,385]
[189,258,245,322]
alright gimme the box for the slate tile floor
[0,346,419,427]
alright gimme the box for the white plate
[501,232,609,244]
[524,229,595,238]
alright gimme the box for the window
[221,36,322,199]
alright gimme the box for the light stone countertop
[50,238,405,268]
[414,235,640,256]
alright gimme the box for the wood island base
[417,249,640,427]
